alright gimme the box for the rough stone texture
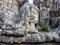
[0,0,19,29]
[40,3,50,24]
[19,2,39,31]
[0,29,2,35]
[0,43,60,45]
[0,0,60,45]
[0,36,24,43]
[0,29,60,44]
[34,0,40,8]
[2,29,27,37]
[50,17,60,30]
[24,34,40,43]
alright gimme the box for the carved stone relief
[19,0,39,31]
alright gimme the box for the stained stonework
[0,0,18,13]
[0,0,60,45]
[4,0,18,12]
[0,0,3,14]
[19,2,39,30]
[0,0,19,29]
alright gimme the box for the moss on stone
[39,22,50,32]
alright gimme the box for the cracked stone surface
[0,0,60,45]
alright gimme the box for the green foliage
[39,22,50,32]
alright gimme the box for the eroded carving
[19,0,39,30]
[1,0,19,29]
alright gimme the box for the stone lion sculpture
[19,0,39,30]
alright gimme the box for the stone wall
[0,0,19,28]
[0,43,60,45]
[0,0,18,13]
[0,0,18,21]
[0,0,19,18]
[0,0,60,45]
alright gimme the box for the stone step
[2,29,27,37]
[0,33,59,44]
[0,29,27,37]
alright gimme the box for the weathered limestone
[0,0,60,45]
[40,7,50,24]
[19,0,39,31]
[0,36,24,43]
[0,43,60,45]
[39,0,51,24]
[34,0,40,8]
[0,30,60,44]
[0,0,19,29]
[2,29,27,37]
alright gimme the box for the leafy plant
[39,22,50,32]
